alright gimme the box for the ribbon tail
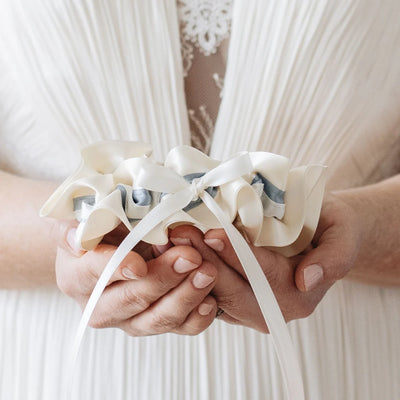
[200,191,305,400]
[67,189,193,394]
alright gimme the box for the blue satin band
[73,171,285,222]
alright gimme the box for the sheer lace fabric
[178,0,231,154]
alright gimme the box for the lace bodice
[178,0,232,154]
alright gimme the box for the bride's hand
[168,194,360,332]
[54,223,217,336]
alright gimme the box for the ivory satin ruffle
[41,141,326,256]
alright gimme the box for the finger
[170,225,250,291]
[56,243,148,297]
[169,227,321,327]
[88,245,203,326]
[103,225,156,261]
[152,241,173,257]
[203,228,287,286]
[180,226,317,326]
[117,262,216,335]
[169,225,266,330]
[173,295,217,335]
[81,243,148,282]
[53,220,84,256]
[295,221,358,292]
[203,228,247,278]
[170,225,237,274]
[170,226,218,266]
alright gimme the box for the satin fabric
[41,142,325,256]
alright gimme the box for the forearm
[335,174,400,286]
[0,170,59,288]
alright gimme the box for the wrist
[331,176,400,286]
[330,188,369,253]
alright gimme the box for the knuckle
[327,259,353,282]
[72,273,90,296]
[119,285,150,311]
[266,270,279,290]
[179,323,207,336]
[259,258,280,289]
[214,293,238,312]
[150,310,180,333]
[125,328,144,337]
[153,274,172,293]
[124,322,146,337]
[179,293,199,309]
[88,313,111,329]
[80,261,100,293]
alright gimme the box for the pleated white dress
[0,1,399,399]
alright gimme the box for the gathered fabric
[41,141,325,255]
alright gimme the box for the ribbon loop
[200,152,253,188]
[136,163,187,193]
[135,152,253,206]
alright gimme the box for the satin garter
[41,141,326,256]
[41,141,326,400]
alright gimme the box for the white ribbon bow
[69,151,305,400]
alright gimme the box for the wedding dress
[0,1,399,399]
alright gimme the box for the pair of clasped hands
[55,194,359,336]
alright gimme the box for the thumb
[51,219,83,257]
[295,222,359,292]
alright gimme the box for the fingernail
[303,264,324,291]
[193,272,215,289]
[174,257,199,273]
[122,267,139,280]
[171,237,192,246]
[204,238,225,252]
[198,303,214,316]
[66,228,80,253]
